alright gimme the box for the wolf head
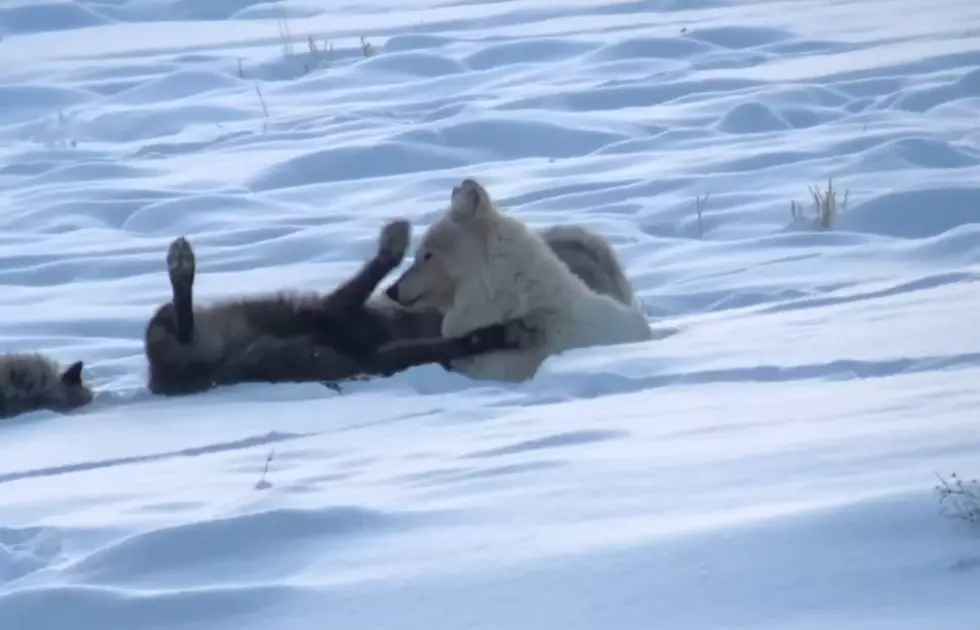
[0,355,94,419]
[56,360,94,411]
[384,178,496,310]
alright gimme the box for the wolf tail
[541,224,636,307]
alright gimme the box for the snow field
[1,0,979,628]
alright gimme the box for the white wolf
[385,178,653,382]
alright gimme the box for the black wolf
[144,219,531,396]
[0,354,93,420]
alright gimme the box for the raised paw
[377,219,411,265]
[166,236,196,288]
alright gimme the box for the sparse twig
[55,110,77,148]
[254,84,269,118]
[304,35,320,75]
[303,35,332,75]
[935,472,980,525]
[360,35,376,57]
[253,84,270,132]
[276,0,295,58]
[255,449,276,490]
[695,194,709,239]
[790,178,849,230]
[808,177,848,230]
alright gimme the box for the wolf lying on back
[385,178,653,382]
[144,219,534,396]
[0,353,93,420]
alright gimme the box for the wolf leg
[366,317,539,376]
[320,219,410,313]
[166,237,197,344]
[300,220,412,358]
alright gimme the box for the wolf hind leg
[301,220,412,358]
[166,236,197,344]
[367,317,539,376]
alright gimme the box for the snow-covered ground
[2,0,980,627]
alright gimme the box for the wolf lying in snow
[385,178,653,382]
[0,354,93,420]
[372,221,638,334]
[143,219,536,396]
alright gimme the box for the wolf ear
[60,361,84,386]
[450,178,491,222]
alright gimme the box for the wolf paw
[500,317,541,349]
[377,219,411,265]
[461,317,537,354]
[167,236,196,289]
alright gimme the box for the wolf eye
[422,252,433,261]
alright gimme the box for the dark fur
[144,221,530,396]
[0,354,93,419]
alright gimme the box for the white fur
[433,180,653,381]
